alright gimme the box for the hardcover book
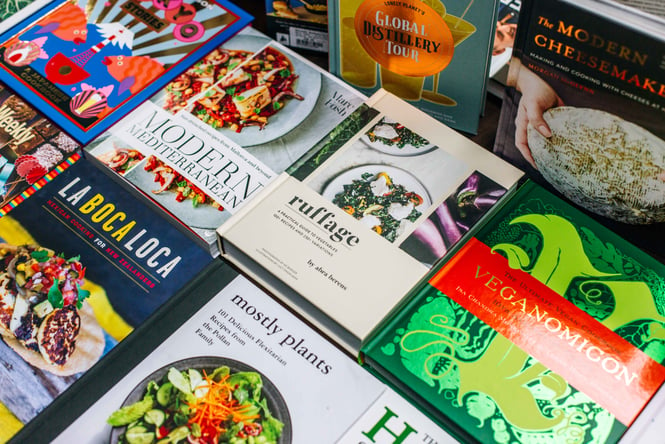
[217,89,523,354]
[0,80,80,208]
[0,0,251,144]
[86,26,366,256]
[0,154,212,440]
[49,271,391,443]
[328,0,499,134]
[361,179,665,443]
[492,0,665,262]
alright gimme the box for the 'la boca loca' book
[361,180,665,443]
[0,154,212,438]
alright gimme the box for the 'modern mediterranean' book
[0,154,212,440]
[218,89,523,354]
[493,0,665,262]
[86,27,366,256]
[361,179,665,443]
[328,0,499,134]
[0,0,251,143]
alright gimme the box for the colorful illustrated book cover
[218,90,523,353]
[265,0,328,54]
[86,27,366,255]
[492,0,665,262]
[0,154,212,439]
[0,0,252,144]
[0,80,80,208]
[328,0,499,134]
[361,180,665,443]
[52,273,389,443]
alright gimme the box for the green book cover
[361,179,665,443]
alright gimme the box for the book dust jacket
[493,0,665,262]
[0,154,212,436]
[328,0,498,134]
[0,0,251,143]
[362,180,665,443]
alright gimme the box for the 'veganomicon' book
[217,89,523,354]
[361,179,665,443]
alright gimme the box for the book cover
[361,179,665,443]
[50,272,391,443]
[487,0,519,87]
[86,27,366,255]
[0,80,80,208]
[328,0,499,134]
[0,154,212,439]
[218,89,523,354]
[265,0,328,54]
[0,0,252,144]
[337,388,459,443]
[492,0,665,262]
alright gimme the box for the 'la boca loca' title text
[363,10,441,62]
[57,177,182,280]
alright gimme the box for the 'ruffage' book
[218,89,523,354]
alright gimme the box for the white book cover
[218,89,524,353]
[337,389,458,444]
[53,274,387,443]
[86,27,366,254]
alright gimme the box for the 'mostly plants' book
[361,179,665,443]
[218,89,523,354]
[328,0,499,134]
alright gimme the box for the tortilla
[2,303,104,376]
[527,106,665,224]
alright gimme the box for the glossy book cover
[0,154,212,438]
[361,180,665,443]
[328,0,498,134]
[0,0,251,144]
[86,27,366,254]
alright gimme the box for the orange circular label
[354,0,454,77]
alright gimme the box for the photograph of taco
[0,243,103,375]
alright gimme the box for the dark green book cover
[361,180,665,443]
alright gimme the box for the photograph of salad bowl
[108,356,292,444]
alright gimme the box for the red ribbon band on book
[429,237,665,426]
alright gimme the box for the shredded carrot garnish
[187,372,260,441]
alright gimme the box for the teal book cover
[328,0,498,135]
[361,180,665,443]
